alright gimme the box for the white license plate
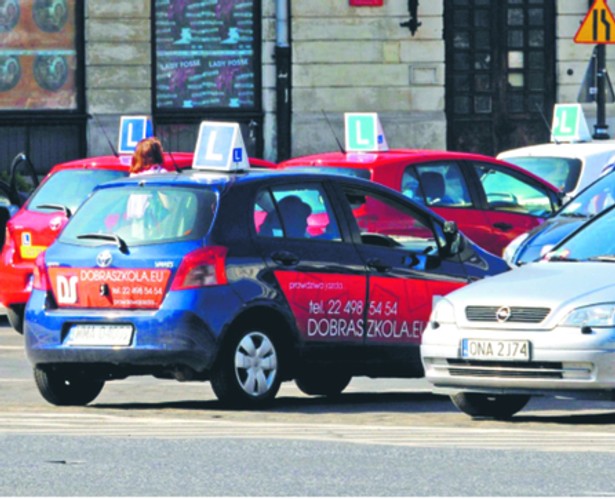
[461,338,530,361]
[66,324,134,346]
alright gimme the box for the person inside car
[130,137,166,176]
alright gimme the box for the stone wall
[290,1,446,156]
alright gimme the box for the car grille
[446,359,564,379]
[465,306,550,323]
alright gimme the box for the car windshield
[504,156,581,193]
[28,169,127,215]
[547,205,615,262]
[59,185,217,247]
[283,165,371,180]
[559,170,615,218]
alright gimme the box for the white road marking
[1,411,615,452]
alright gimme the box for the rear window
[60,186,217,246]
[28,169,128,215]
[504,156,581,193]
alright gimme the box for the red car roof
[279,149,561,193]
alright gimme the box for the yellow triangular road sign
[575,0,615,44]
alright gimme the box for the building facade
[0,0,609,173]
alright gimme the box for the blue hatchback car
[24,167,509,408]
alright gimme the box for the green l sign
[551,103,591,142]
[344,113,389,152]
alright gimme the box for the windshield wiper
[547,255,578,262]
[559,212,588,219]
[587,255,615,262]
[36,203,72,218]
[77,233,129,254]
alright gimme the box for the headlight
[560,303,615,327]
[430,298,456,327]
[503,232,529,265]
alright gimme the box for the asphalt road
[3,315,615,496]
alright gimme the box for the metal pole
[593,43,610,139]
[275,0,292,161]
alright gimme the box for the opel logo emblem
[96,250,112,268]
[496,306,512,323]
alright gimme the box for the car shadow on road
[93,390,458,415]
[506,412,615,425]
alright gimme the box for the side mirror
[443,220,463,256]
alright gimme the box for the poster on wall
[154,0,256,110]
[0,0,77,110]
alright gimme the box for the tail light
[32,252,50,291]
[170,246,228,290]
[3,227,15,263]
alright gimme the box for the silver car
[421,204,615,419]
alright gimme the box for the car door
[336,182,469,374]
[253,180,368,353]
[469,161,558,255]
[402,161,493,251]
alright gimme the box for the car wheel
[6,304,24,334]
[211,328,282,408]
[295,369,351,397]
[33,366,105,406]
[451,392,530,419]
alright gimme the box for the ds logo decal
[56,275,78,304]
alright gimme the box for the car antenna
[535,102,559,145]
[166,149,182,173]
[322,109,346,154]
[87,113,119,157]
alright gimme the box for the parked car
[504,169,615,265]
[498,141,615,197]
[421,203,615,419]
[24,167,509,408]
[0,152,275,334]
[278,150,563,257]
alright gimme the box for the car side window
[343,187,438,253]
[404,162,473,208]
[254,185,341,241]
[473,162,554,217]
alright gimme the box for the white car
[421,203,615,419]
[498,141,615,197]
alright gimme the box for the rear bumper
[0,259,33,307]
[24,288,242,374]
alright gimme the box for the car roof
[91,166,391,192]
[49,152,195,173]
[279,149,561,193]
[48,153,275,174]
[497,141,615,160]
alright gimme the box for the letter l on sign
[205,131,223,161]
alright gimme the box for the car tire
[6,305,24,335]
[450,392,530,419]
[211,328,282,408]
[33,366,105,406]
[295,369,351,397]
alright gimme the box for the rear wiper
[77,233,129,254]
[36,203,72,218]
[587,255,615,262]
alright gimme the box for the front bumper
[421,323,615,397]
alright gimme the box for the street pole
[275,0,292,161]
[593,43,610,138]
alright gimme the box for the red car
[278,149,563,257]
[0,152,275,333]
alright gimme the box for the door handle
[271,250,300,266]
[493,222,513,231]
[367,257,391,273]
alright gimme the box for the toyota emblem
[96,250,112,268]
[49,216,63,231]
[496,306,512,323]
